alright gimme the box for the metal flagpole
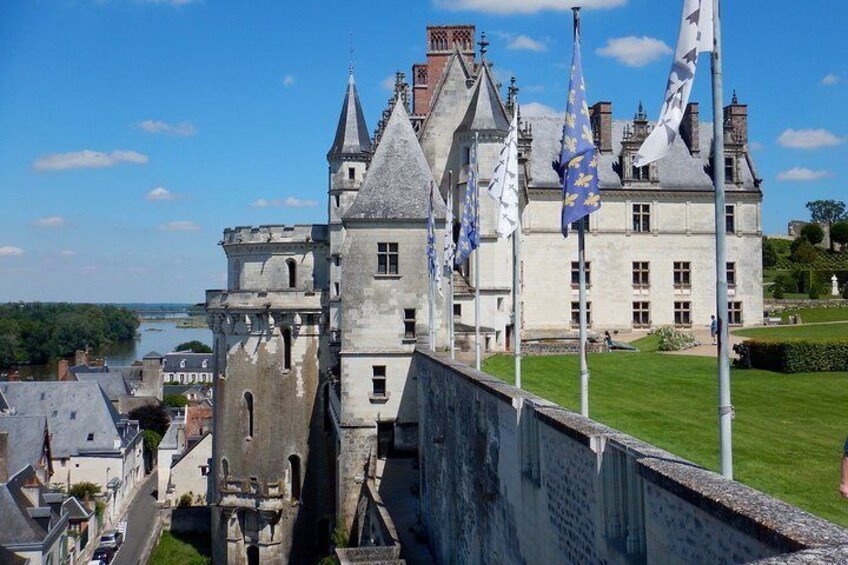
[474,132,482,371]
[449,170,456,359]
[573,7,590,419]
[710,0,733,479]
[429,182,436,352]
[513,101,523,390]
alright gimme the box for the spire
[456,62,509,134]
[344,98,445,221]
[327,71,372,161]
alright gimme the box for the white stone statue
[832,274,839,296]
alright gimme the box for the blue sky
[0,0,845,303]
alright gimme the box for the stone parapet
[221,224,328,246]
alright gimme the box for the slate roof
[0,381,128,458]
[75,372,132,402]
[327,72,372,159]
[344,99,447,221]
[0,416,49,480]
[159,422,185,451]
[62,496,92,521]
[143,351,164,359]
[456,63,509,134]
[162,353,213,373]
[525,115,760,192]
[69,364,109,376]
[0,465,65,549]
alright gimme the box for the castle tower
[207,225,331,564]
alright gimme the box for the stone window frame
[403,309,417,341]
[571,261,592,288]
[243,391,255,440]
[632,261,650,288]
[724,155,736,183]
[725,204,736,234]
[673,261,692,288]
[371,365,388,400]
[728,301,743,326]
[377,242,399,276]
[570,301,592,328]
[727,262,737,288]
[632,301,651,328]
[674,301,692,327]
[632,203,651,233]
[347,167,355,181]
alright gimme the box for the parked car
[99,530,123,549]
[92,546,115,564]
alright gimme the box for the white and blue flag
[455,143,479,265]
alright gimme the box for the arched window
[286,259,296,289]
[243,392,254,438]
[221,458,229,478]
[289,454,301,501]
[283,328,292,371]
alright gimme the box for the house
[0,415,53,484]
[161,352,214,384]
[166,432,212,506]
[157,422,185,504]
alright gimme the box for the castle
[205,24,764,563]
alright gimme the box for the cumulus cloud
[282,75,296,87]
[137,119,197,137]
[145,186,179,201]
[253,197,319,208]
[0,246,25,257]
[776,167,834,182]
[159,221,200,232]
[821,74,840,86]
[434,0,626,14]
[519,102,561,117]
[777,128,842,149]
[596,36,672,67]
[33,216,65,228]
[506,34,547,52]
[32,150,148,171]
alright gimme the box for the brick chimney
[680,102,700,156]
[590,102,612,153]
[412,25,476,116]
[57,359,70,381]
[724,90,747,145]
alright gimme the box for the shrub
[832,221,848,251]
[177,493,194,508]
[808,284,821,299]
[771,285,784,299]
[801,223,825,245]
[773,272,796,293]
[745,339,848,373]
[164,394,187,408]
[792,240,818,264]
[653,326,698,351]
[843,283,848,300]
[68,482,101,501]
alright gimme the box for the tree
[831,221,848,251]
[128,403,170,437]
[762,237,778,268]
[806,199,847,251]
[791,239,817,264]
[141,429,162,473]
[68,482,101,501]
[174,340,212,353]
[164,394,187,408]
[800,223,825,246]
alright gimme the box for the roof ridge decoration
[344,98,446,221]
[327,70,372,161]
[456,60,509,134]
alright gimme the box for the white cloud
[434,0,626,14]
[282,75,296,87]
[520,102,561,117]
[59,250,76,257]
[159,221,200,232]
[145,186,179,201]
[33,216,65,228]
[777,128,843,149]
[253,197,319,209]
[507,34,547,52]
[0,246,25,257]
[776,167,834,182]
[137,119,197,137]
[380,75,396,91]
[32,150,148,171]
[821,74,840,86]
[596,36,672,67]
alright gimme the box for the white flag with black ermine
[635,0,714,167]
[487,108,520,238]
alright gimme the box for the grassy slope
[733,321,848,340]
[483,352,848,527]
[149,531,211,565]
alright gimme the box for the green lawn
[483,352,848,527]
[780,307,848,324]
[733,322,848,340]
[149,531,211,565]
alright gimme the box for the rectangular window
[632,261,650,287]
[724,156,735,182]
[632,203,651,233]
[570,261,591,287]
[334,255,341,267]
[727,262,736,287]
[403,309,416,339]
[728,301,743,325]
[674,301,692,327]
[453,303,461,317]
[372,366,387,397]
[570,301,592,328]
[334,194,340,208]
[632,164,650,181]
[632,301,650,327]
[570,216,590,232]
[333,282,340,297]
[348,167,355,181]
[725,205,736,234]
[377,242,399,275]
[673,261,691,287]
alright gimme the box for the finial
[635,100,647,121]
[478,31,489,59]
[731,89,738,104]
[348,31,355,78]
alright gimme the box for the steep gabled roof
[0,465,63,548]
[0,416,50,481]
[75,372,131,402]
[344,99,446,221]
[456,63,509,134]
[327,71,372,160]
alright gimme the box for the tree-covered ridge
[0,303,139,368]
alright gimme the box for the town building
[161,352,215,384]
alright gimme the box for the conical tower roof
[327,71,372,160]
[344,99,446,221]
[457,63,509,134]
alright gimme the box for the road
[112,471,159,565]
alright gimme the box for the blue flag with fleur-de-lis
[556,30,601,237]
[455,142,479,266]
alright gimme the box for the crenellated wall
[414,350,848,564]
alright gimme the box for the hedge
[744,339,848,373]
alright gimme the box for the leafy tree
[68,482,101,501]
[806,200,847,251]
[762,237,778,268]
[142,429,162,452]
[174,340,212,353]
[128,403,170,437]
[773,273,797,293]
[831,221,848,251]
[164,394,188,408]
[771,284,784,299]
[800,223,825,246]
[177,493,194,507]
[791,239,817,264]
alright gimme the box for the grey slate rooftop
[457,63,509,134]
[526,115,759,192]
[0,465,65,549]
[344,98,447,221]
[327,71,372,159]
[162,352,213,373]
[0,416,49,480]
[75,371,132,402]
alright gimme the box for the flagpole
[474,132,482,371]
[710,0,732,479]
[448,170,456,359]
[513,103,523,390]
[429,182,436,352]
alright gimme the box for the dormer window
[348,167,355,180]
[202,360,208,369]
[724,156,736,183]
[632,163,650,181]
[180,359,187,369]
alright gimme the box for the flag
[455,142,479,266]
[634,0,714,167]
[443,184,455,283]
[427,183,442,294]
[487,109,520,238]
[557,28,600,237]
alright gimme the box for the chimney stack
[590,102,612,153]
[681,102,700,156]
[724,91,748,145]
[57,359,70,381]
